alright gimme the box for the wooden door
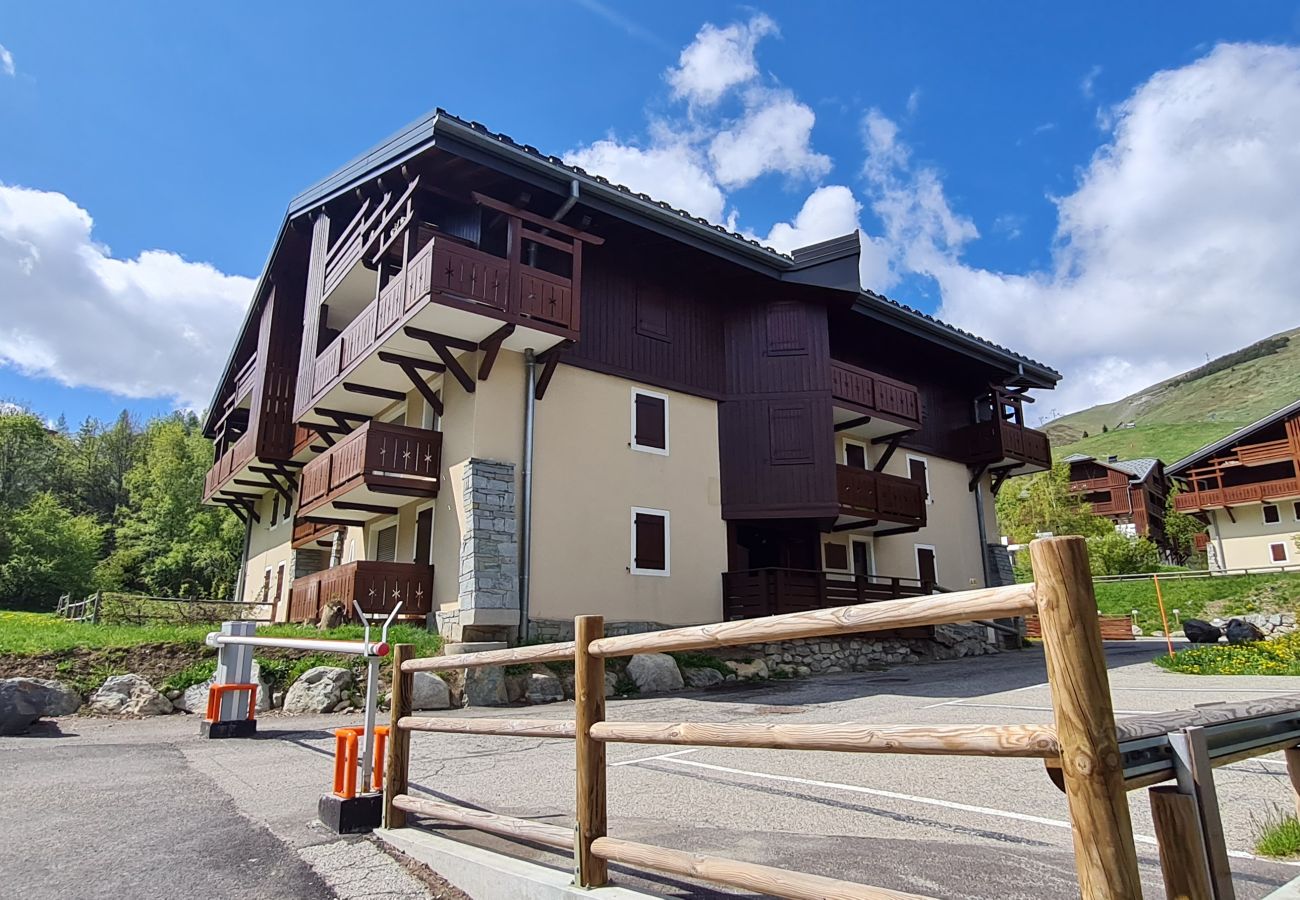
[916,546,937,586]
[844,442,867,469]
[415,507,434,566]
[851,540,873,576]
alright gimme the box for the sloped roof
[1109,457,1160,482]
[1168,398,1300,474]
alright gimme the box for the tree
[0,493,104,608]
[1163,486,1206,565]
[1086,531,1160,576]
[0,408,61,510]
[996,463,1112,545]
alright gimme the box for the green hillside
[1047,326,1300,463]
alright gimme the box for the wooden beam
[874,434,903,472]
[575,615,608,887]
[302,515,362,527]
[388,359,443,417]
[215,490,265,500]
[398,717,575,738]
[334,501,400,515]
[872,526,919,538]
[312,407,370,424]
[535,342,571,401]
[835,415,873,433]
[471,191,604,244]
[403,326,478,353]
[478,323,515,381]
[249,466,296,504]
[344,382,407,402]
[403,641,577,673]
[383,644,412,829]
[832,519,877,532]
[990,467,1014,497]
[1028,537,1141,899]
[406,327,476,394]
[1148,786,1214,900]
[391,794,575,850]
[968,462,990,492]
[377,350,445,373]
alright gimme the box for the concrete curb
[376,827,658,899]
[1265,874,1300,898]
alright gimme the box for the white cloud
[758,185,892,289]
[860,43,1300,416]
[1080,64,1102,99]
[0,43,14,77]
[0,184,254,410]
[565,139,726,223]
[666,14,777,109]
[708,89,831,189]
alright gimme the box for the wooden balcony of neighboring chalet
[830,361,922,439]
[1069,470,1130,493]
[953,418,1052,475]
[1173,477,1300,512]
[296,420,442,525]
[722,568,935,621]
[287,560,433,624]
[299,186,602,421]
[836,465,926,528]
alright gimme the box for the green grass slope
[1048,326,1300,462]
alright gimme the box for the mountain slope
[1047,326,1300,463]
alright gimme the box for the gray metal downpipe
[519,349,537,642]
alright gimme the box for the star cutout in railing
[392,587,402,601]
[414,585,424,599]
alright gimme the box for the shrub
[1254,806,1300,858]
[1086,532,1160,576]
[1156,632,1300,676]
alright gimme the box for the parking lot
[5,639,1300,898]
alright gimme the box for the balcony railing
[1236,439,1294,467]
[298,420,442,519]
[287,561,433,624]
[1174,477,1300,511]
[829,361,922,429]
[722,568,934,620]
[953,419,1052,473]
[202,431,255,502]
[836,465,926,525]
[292,518,341,550]
[1070,472,1130,493]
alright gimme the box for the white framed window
[1263,504,1281,525]
[906,454,931,504]
[631,388,669,455]
[630,507,670,576]
[842,438,868,469]
[1269,542,1290,564]
[850,537,875,576]
[369,517,399,562]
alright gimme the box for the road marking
[640,756,1297,865]
[945,703,1160,715]
[919,683,1047,709]
[610,748,700,768]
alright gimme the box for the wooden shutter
[765,300,807,356]
[415,507,434,566]
[845,443,867,469]
[823,542,848,570]
[635,285,670,342]
[634,512,666,571]
[908,458,928,499]
[273,563,285,603]
[768,403,813,465]
[1271,543,1287,563]
[634,393,667,450]
[375,525,398,562]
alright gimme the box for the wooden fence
[381,536,1293,898]
[56,592,272,626]
[54,592,101,623]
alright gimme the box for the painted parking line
[637,755,1298,865]
[610,748,700,768]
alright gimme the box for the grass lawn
[1093,572,1300,634]
[1156,632,1300,676]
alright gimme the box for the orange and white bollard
[202,621,259,739]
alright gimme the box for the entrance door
[916,546,937,587]
[415,507,434,566]
[851,540,873,576]
[844,441,867,469]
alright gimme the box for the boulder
[1226,618,1266,645]
[283,666,353,714]
[627,654,684,693]
[725,659,770,680]
[525,671,564,704]
[1183,619,1223,645]
[410,672,452,711]
[604,671,619,698]
[683,668,724,689]
[86,674,172,717]
[463,667,507,707]
[318,602,347,630]
[172,661,272,715]
[0,678,81,734]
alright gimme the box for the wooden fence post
[574,615,608,887]
[383,643,413,830]
[1029,536,1142,899]
[1149,785,1214,900]
[90,591,102,625]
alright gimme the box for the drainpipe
[519,349,537,642]
[530,180,580,268]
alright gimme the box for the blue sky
[2,2,1299,426]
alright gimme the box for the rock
[525,672,564,704]
[1131,626,1144,637]
[504,673,527,704]
[283,666,353,714]
[1183,619,1222,644]
[332,699,353,713]
[318,602,347,630]
[0,678,81,734]
[272,691,285,708]
[410,672,451,711]
[164,689,182,701]
[626,653,684,693]
[604,671,619,698]
[173,661,271,715]
[725,659,769,680]
[463,667,507,707]
[683,667,724,689]
[86,674,172,717]
[1226,619,1266,645]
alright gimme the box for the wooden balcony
[829,361,922,437]
[1069,471,1130,493]
[1173,477,1300,512]
[836,465,926,527]
[203,432,255,502]
[1235,439,1294,467]
[292,518,342,550]
[287,561,433,624]
[953,419,1052,475]
[722,568,934,621]
[297,421,442,523]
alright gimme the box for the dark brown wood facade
[287,560,433,623]
[1066,457,1170,549]
[1174,411,1300,513]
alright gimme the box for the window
[851,539,874,576]
[1270,542,1289,563]
[823,542,849,571]
[631,508,669,576]
[414,505,434,566]
[1264,504,1281,524]
[843,440,867,469]
[907,455,931,504]
[631,389,669,454]
[374,524,398,563]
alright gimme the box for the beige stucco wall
[240,492,295,619]
[834,434,994,589]
[530,365,726,626]
[1208,504,1300,569]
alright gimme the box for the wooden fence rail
[382,536,1290,899]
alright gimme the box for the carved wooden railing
[287,560,434,623]
[298,420,442,516]
[721,567,934,620]
[203,431,255,501]
[829,360,922,427]
[835,464,926,524]
[1174,477,1300,511]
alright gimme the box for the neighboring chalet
[1169,399,1300,571]
[1063,454,1170,550]
[201,109,1060,643]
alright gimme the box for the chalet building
[1169,399,1300,572]
[201,110,1060,643]
[1063,454,1170,549]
